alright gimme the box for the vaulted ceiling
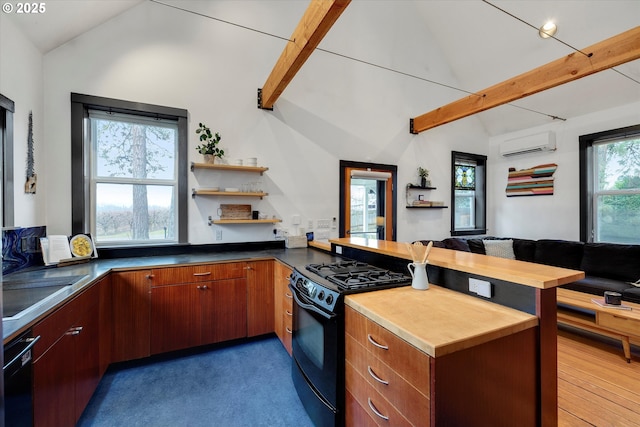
[7,0,640,136]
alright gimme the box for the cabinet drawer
[32,284,99,360]
[346,360,415,427]
[151,262,246,285]
[345,390,378,427]
[283,288,293,311]
[599,312,640,336]
[346,334,430,422]
[345,306,431,396]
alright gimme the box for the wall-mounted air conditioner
[499,131,556,157]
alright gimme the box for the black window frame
[579,123,640,243]
[451,151,487,236]
[1,93,15,227]
[70,93,188,245]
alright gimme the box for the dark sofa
[423,237,640,304]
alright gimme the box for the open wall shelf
[191,162,269,175]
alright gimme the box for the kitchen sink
[3,275,88,319]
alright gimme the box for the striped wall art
[506,163,558,197]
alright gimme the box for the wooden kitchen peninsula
[345,287,539,426]
[331,237,585,427]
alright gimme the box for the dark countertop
[3,246,342,342]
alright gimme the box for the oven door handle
[289,285,336,320]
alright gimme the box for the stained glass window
[455,164,475,190]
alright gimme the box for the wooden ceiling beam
[410,26,640,134]
[258,0,351,110]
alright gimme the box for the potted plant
[195,122,224,163]
[418,167,430,187]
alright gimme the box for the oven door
[289,284,342,427]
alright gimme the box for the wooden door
[111,270,151,362]
[200,278,247,344]
[273,261,293,355]
[33,332,76,427]
[72,285,101,422]
[246,260,274,337]
[150,283,199,354]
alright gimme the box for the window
[451,151,486,236]
[71,94,188,246]
[580,124,640,244]
[1,93,15,227]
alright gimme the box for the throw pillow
[483,239,516,259]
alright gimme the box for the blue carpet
[78,336,314,427]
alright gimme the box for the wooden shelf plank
[190,162,269,174]
[192,189,268,198]
[212,219,281,224]
[406,205,448,209]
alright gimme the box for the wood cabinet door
[200,278,247,344]
[247,260,274,337]
[111,270,151,363]
[73,286,101,422]
[98,275,112,377]
[273,261,293,355]
[33,332,76,427]
[151,283,199,354]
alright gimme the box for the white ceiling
[6,0,640,136]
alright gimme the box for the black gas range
[290,260,412,314]
[289,259,411,427]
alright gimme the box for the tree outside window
[592,136,640,243]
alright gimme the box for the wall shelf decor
[405,183,448,209]
[190,162,269,175]
[211,219,281,225]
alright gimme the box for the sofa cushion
[562,277,632,297]
[622,286,640,304]
[442,238,470,252]
[467,239,485,254]
[483,239,516,259]
[534,239,584,270]
[580,243,640,283]
[512,239,537,262]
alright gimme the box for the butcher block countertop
[345,285,538,358]
[331,237,584,289]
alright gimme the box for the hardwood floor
[558,326,640,426]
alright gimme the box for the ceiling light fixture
[539,21,557,39]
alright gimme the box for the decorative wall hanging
[506,163,557,197]
[25,110,37,193]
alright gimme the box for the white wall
[38,0,487,244]
[0,15,45,227]
[488,100,640,241]
[5,1,638,246]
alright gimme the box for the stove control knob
[326,294,334,305]
[318,291,325,301]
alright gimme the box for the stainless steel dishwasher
[4,330,40,427]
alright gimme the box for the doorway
[339,160,397,241]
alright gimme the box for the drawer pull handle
[193,272,211,276]
[146,274,155,279]
[367,334,389,350]
[285,310,293,316]
[367,366,389,385]
[66,326,83,336]
[285,327,293,334]
[197,285,209,290]
[367,398,389,421]
[285,293,293,299]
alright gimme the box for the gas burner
[306,260,373,277]
[327,269,411,290]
